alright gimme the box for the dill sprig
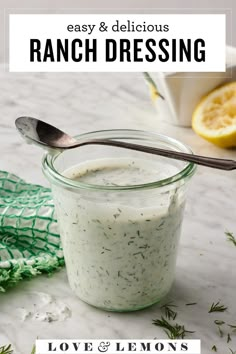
[0,342,36,354]
[225,232,236,247]
[208,301,228,313]
[153,316,194,339]
[212,345,217,352]
[0,344,13,354]
[161,302,178,320]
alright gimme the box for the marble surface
[0,65,236,354]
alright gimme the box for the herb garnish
[0,343,42,354]
[185,302,197,306]
[0,345,13,354]
[161,302,178,320]
[227,333,232,343]
[225,232,236,246]
[212,345,217,352]
[209,301,227,313]
[152,316,194,339]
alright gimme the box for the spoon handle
[77,139,236,171]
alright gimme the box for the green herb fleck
[227,333,232,343]
[212,345,217,352]
[139,244,149,250]
[161,302,178,320]
[214,320,225,326]
[209,301,227,313]
[0,345,13,354]
[225,232,236,246]
[152,316,194,339]
[185,302,197,306]
[133,251,145,259]
[217,325,224,338]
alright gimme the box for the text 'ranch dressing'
[54,158,185,311]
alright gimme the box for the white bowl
[150,46,236,127]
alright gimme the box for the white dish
[150,46,236,127]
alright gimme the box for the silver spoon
[15,116,236,171]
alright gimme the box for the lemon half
[192,81,236,148]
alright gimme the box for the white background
[36,339,201,354]
[0,0,234,63]
[9,14,225,72]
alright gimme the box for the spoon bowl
[15,116,77,148]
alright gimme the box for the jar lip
[42,129,196,191]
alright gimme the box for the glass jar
[42,130,196,312]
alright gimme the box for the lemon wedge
[192,81,236,148]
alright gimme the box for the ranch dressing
[54,158,185,311]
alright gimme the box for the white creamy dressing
[16,292,71,322]
[53,158,185,311]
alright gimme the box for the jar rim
[42,129,196,191]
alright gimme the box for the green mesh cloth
[0,171,64,292]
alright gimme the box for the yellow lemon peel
[192,81,236,148]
